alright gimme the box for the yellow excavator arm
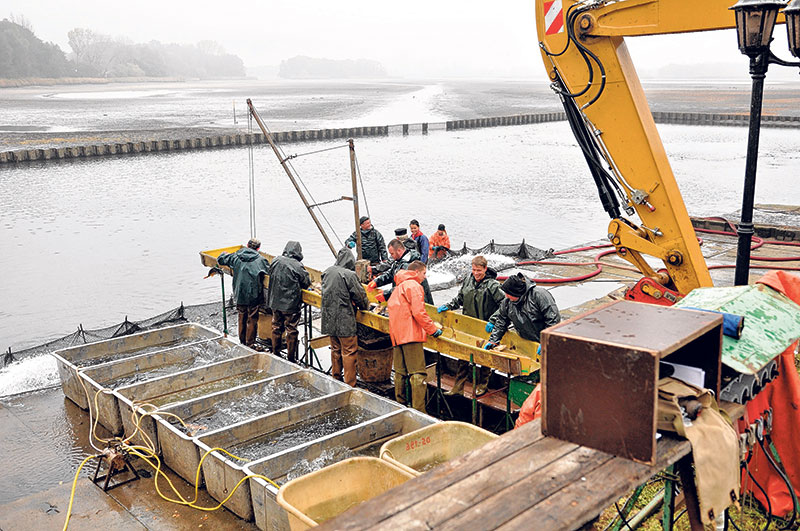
[534,0,768,297]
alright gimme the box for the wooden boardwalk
[319,418,695,530]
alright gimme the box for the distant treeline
[279,55,387,79]
[0,19,245,80]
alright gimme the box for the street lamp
[785,0,800,57]
[729,0,795,286]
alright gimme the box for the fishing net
[3,240,548,367]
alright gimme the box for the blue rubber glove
[432,329,443,338]
[436,304,449,313]
[347,241,356,248]
[485,322,494,333]
[683,307,745,339]
[484,342,496,350]
[537,344,542,356]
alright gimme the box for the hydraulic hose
[759,436,798,530]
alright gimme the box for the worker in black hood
[268,241,311,362]
[217,238,270,350]
[321,248,369,386]
[345,216,388,264]
[486,272,561,349]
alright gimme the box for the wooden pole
[349,139,363,260]
[247,99,337,257]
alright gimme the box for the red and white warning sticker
[544,0,565,35]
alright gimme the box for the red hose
[500,220,800,286]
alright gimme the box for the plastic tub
[379,421,499,476]
[276,457,413,529]
[246,409,437,531]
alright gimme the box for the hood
[485,267,498,280]
[402,239,417,251]
[395,269,420,284]
[514,278,537,303]
[282,241,303,261]
[335,247,356,270]
[237,247,262,262]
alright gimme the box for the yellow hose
[62,453,99,531]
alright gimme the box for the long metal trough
[52,323,220,408]
[153,369,349,484]
[115,352,301,452]
[245,409,437,531]
[79,337,246,434]
[195,389,403,521]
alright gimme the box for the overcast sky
[6,0,778,78]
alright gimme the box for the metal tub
[53,323,220,407]
[196,389,402,521]
[246,409,437,531]
[153,369,348,484]
[80,338,245,435]
[117,352,303,453]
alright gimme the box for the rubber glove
[432,329,443,338]
[537,344,541,356]
[367,280,377,291]
[375,292,386,303]
[348,241,355,248]
[484,342,496,350]
[485,322,494,333]
[437,304,448,313]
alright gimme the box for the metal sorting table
[318,418,697,531]
[200,246,541,375]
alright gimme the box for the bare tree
[9,12,34,32]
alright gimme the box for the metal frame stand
[301,303,325,372]
[91,452,139,492]
[426,351,453,419]
[491,373,515,433]
[662,465,677,531]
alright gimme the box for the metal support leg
[219,273,228,336]
[426,351,453,419]
[662,465,677,531]
[301,304,325,372]
[610,484,644,531]
[471,354,477,425]
[505,373,512,431]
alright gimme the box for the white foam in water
[0,355,59,397]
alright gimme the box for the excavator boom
[534,0,768,297]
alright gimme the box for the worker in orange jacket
[428,223,451,261]
[387,261,443,412]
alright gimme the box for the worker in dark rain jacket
[367,239,434,305]
[409,219,430,264]
[321,248,369,386]
[345,216,388,264]
[217,238,270,350]
[437,255,504,396]
[268,241,311,362]
[486,272,561,349]
[387,261,443,413]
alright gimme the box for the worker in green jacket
[437,255,504,396]
[217,239,270,349]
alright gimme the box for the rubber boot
[475,366,492,397]
[410,373,427,414]
[394,372,408,406]
[444,361,469,396]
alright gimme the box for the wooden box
[541,300,722,464]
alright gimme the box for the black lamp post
[786,0,800,57]
[730,0,788,286]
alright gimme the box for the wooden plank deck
[319,419,692,531]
